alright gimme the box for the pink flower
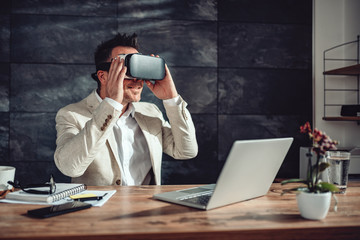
[300,122,338,156]
[300,122,311,134]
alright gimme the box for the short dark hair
[92,33,139,88]
[94,33,139,66]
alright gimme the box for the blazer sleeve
[54,100,121,177]
[162,96,198,159]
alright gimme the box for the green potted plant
[281,122,339,220]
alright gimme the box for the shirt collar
[123,103,136,118]
[95,90,102,103]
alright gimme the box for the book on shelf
[6,183,87,204]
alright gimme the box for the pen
[75,193,108,202]
[75,196,102,201]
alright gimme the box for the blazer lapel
[133,113,152,150]
[106,132,121,169]
[86,90,122,170]
[133,112,158,174]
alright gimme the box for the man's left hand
[145,55,178,100]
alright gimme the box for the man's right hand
[105,57,127,104]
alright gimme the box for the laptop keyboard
[178,191,213,206]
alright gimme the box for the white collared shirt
[113,104,151,186]
[95,92,150,185]
[95,91,180,186]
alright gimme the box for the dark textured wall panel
[0,15,10,62]
[12,0,117,16]
[117,0,217,21]
[0,0,312,185]
[0,1,11,14]
[10,113,57,163]
[8,112,67,184]
[10,64,96,112]
[162,114,219,184]
[219,68,312,115]
[6,161,70,185]
[172,67,217,114]
[219,23,311,69]
[11,15,117,63]
[0,113,9,162]
[141,67,217,114]
[218,115,310,177]
[117,18,218,67]
[0,64,10,112]
[219,0,312,24]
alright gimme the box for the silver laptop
[153,137,293,210]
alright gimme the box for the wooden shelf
[323,36,360,123]
[323,64,360,75]
[323,116,360,121]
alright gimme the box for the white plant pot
[296,191,332,220]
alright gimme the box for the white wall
[313,0,360,149]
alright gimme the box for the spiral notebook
[5,183,87,204]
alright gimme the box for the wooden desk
[1,182,360,240]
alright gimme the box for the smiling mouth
[127,86,142,89]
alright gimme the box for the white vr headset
[92,53,166,81]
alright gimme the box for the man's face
[108,46,143,104]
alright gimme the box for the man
[54,33,198,186]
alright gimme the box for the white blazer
[54,90,198,186]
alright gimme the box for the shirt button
[116,179,121,185]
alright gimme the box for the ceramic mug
[0,166,16,197]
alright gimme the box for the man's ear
[97,70,107,84]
